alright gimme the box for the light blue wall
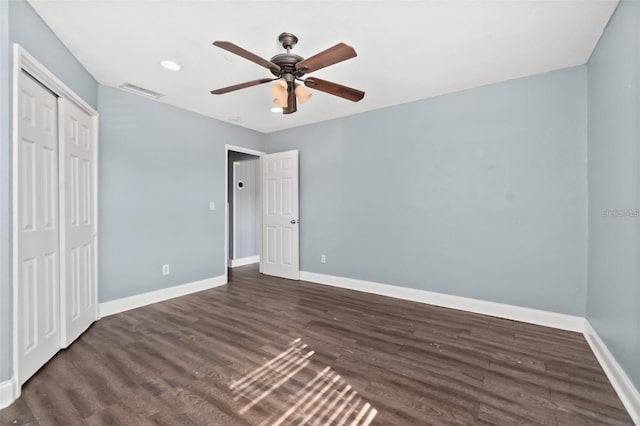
[587,0,640,390]
[266,66,588,316]
[98,85,263,302]
[0,0,99,382]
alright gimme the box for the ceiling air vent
[119,83,164,99]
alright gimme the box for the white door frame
[232,161,238,261]
[224,144,265,282]
[11,44,99,400]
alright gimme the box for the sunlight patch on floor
[230,338,377,425]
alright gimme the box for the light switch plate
[209,201,215,211]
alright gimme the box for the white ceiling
[28,0,617,134]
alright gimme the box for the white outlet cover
[209,201,215,211]
[162,264,170,275]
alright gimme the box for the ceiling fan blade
[213,41,281,72]
[210,78,273,95]
[295,43,357,73]
[304,78,365,102]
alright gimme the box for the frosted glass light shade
[273,97,288,108]
[271,79,288,107]
[295,84,312,104]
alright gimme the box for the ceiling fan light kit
[295,84,312,104]
[210,32,365,115]
[271,79,288,108]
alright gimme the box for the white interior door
[17,71,61,384]
[261,150,299,280]
[60,98,97,347]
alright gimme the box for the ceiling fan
[210,32,365,114]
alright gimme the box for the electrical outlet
[209,201,216,211]
[321,254,327,264]
[162,264,170,275]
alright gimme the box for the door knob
[290,219,298,224]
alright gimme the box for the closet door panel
[60,98,97,347]
[16,71,61,385]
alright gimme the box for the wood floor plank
[0,264,633,425]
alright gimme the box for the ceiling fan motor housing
[271,33,307,79]
[270,53,304,76]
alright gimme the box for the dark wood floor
[1,265,633,425]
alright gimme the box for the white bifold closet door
[17,71,61,384]
[60,98,97,347]
[16,70,97,385]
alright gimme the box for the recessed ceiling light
[228,116,241,122]
[270,107,283,113]
[160,60,181,71]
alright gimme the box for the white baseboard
[299,271,585,333]
[0,376,18,409]
[228,255,260,268]
[584,321,640,424]
[99,274,227,317]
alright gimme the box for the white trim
[12,44,99,396]
[258,157,263,274]
[299,271,585,333]
[232,161,238,260]
[93,104,100,321]
[11,44,19,411]
[228,255,260,268]
[0,377,18,409]
[57,97,67,344]
[99,275,227,317]
[225,144,264,157]
[584,321,640,424]
[13,45,97,115]
[224,144,265,283]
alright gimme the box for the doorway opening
[228,150,260,267]
[223,145,300,282]
[225,145,264,278]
